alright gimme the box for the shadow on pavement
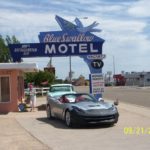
[0,112,9,115]
[36,117,114,130]
[37,104,46,111]
[37,117,68,129]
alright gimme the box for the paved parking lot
[15,105,150,150]
[0,86,150,150]
[0,96,149,150]
[0,114,50,150]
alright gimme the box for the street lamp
[112,55,116,76]
[106,54,116,76]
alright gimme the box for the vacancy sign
[91,73,104,94]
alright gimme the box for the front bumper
[71,111,119,125]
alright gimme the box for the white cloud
[1,0,150,79]
[93,5,123,13]
[99,17,150,74]
[0,9,60,42]
[101,18,146,33]
[128,0,150,17]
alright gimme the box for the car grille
[86,109,114,115]
[83,115,116,122]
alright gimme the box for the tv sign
[91,60,104,69]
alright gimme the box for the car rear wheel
[46,105,52,119]
[65,111,73,127]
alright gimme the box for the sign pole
[69,56,72,83]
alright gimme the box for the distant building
[113,74,126,86]
[124,72,150,86]
[73,75,88,86]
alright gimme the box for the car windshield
[50,86,72,92]
[61,94,97,103]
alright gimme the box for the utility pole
[113,55,115,76]
[69,56,72,83]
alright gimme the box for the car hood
[71,101,113,111]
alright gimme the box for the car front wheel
[65,111,73,127]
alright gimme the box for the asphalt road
[103,86,150,108]
[74,86,150,108]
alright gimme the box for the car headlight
[72,106,84,113]
[109,106,117,111]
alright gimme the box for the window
[0,77,10,102]
[147,79,150,82]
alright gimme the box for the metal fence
[25,87,49,96]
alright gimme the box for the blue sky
[0,0,150,79]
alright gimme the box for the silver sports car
[46,93,119,127]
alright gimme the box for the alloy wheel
[65,111,71,127]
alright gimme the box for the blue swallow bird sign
[9,15,105,99]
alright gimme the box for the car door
[53,99,65,119]
[48,98,59,117]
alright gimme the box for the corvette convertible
[46,92,119,127]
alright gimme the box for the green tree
[24,72,36,84]
[0,35,19,62]
[24,71,55,87]
[6,35,20,44]
[0,35,10,62]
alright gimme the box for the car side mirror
[98,98,104,102]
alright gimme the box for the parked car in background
[47,84,76,99]
[46,92,119,127]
